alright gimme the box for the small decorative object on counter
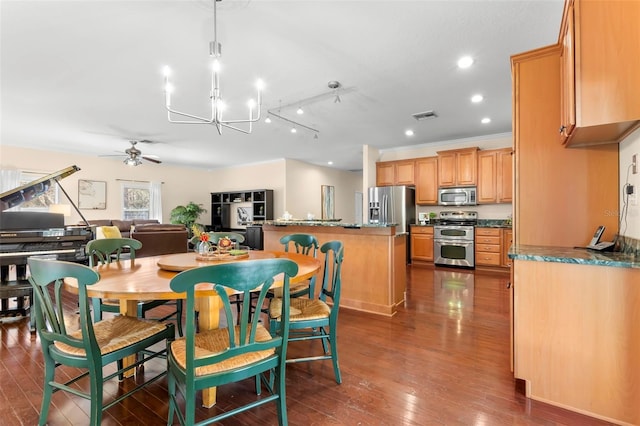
[418,212,427,225]
[217,236,233,253]
[429,212,437,222]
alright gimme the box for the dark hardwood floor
[0,265,617,425]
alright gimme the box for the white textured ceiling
[1,0,564,171]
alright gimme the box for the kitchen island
[262,221,406,316]
[509,245,639,425]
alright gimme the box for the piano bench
[1,280,33,319]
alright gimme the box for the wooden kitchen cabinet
[512,44,618,247]
[497,149,513,203]
[477,148,512,204]
[376,160,415,186]
[502,229,513,267]
[411,225,433,262]
[436,147,478,187]
[559,0,640,146]
[475,227,502,267]
[376,162,395,186]
[415,156,438,205]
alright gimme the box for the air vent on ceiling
[412,110,438,121]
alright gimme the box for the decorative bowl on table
[217,236,234,253]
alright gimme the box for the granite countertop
[411,219,512,228]
[259,220,392,228]
[508,244,639,269]
[476,219,512,228]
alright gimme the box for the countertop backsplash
[416,203,512,220]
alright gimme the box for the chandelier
[162,0,263,135]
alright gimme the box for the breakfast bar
[509,245,640,425]
[262,221,406,316]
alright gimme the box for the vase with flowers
[191,225,212,254]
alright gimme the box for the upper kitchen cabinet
[415,156,438,205]
[376,160,415,187]
[477,148,512,204]
[512,44,618,247]
[436,147,478,187]
[559,0,640,147]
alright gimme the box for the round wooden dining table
[65,250,321,407]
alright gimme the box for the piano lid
[0,165,80,212]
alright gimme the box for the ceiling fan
[101,140,162,166]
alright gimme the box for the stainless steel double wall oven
[434,211,477,268]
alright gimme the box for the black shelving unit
[210,189,274,233]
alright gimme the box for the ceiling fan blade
[143,156,162,164]
[98,153,125,158]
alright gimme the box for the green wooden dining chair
[269,240,344,384]
[278,233,319,298]
[167,258,297,426]
[86,238,184,336]
[28,257,175,426]
[252,233,319,319]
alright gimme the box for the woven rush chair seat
[270,282,310,298]
[54,315,168,356]
[170,325,275,376]
[269,298,317,319]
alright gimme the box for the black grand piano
[0,165,92,320]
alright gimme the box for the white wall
[620,127,640,239]
[378,132,512,161]
[284,159,362,222]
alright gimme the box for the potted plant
[170,202,207,238]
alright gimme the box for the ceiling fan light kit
[162,0,263,135]
[102,140,162,166]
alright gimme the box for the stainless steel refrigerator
[368,186,416,262]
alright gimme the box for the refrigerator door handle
[382,194,388,224]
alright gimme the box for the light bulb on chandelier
[162,0,263,135]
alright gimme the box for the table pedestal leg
[198,296,220,408]
[120,299,140,378]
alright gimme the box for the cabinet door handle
[559,125,566,134]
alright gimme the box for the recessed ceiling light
[405,130,414,137]
[296,107,304,115]
[290,127,297,133]
[264,117,272,123]
[457,56,474,69]
[481,117,491,124]
[471,94,483,103]
[328,161,333,165]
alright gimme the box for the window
[121,182,150,220]
[7,171,59,211]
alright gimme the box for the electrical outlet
[633,154,638,174]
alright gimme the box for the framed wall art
[78,179,106,209]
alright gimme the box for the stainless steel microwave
[438,187,477,206]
